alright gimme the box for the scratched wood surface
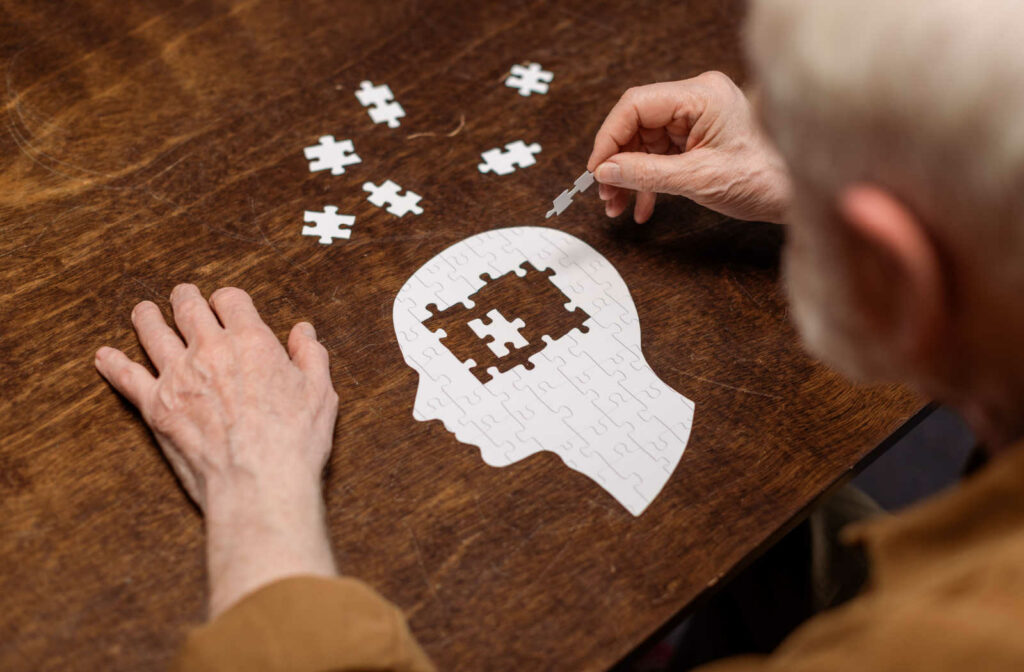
[0,1,923,670]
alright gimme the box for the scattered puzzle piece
[478,140,542,176]
[354,80,393,107]
[369,101,405,128]
[303,135,362,175]
[546,170,595,218]
[355,80,405,128]
[302,206,354,244]
[468,309,528,357]
[363,180,424,217]
[505,62,554,96]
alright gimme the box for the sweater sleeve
[173,575,436,672]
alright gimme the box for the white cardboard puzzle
[478,140,542,176]
[304,135,361,175]
[393,227,695,516]
[303,206,354,244]
[547,170,595,218]
[505,62,554,96]
[355,80,406,128]
[363,180,424,217]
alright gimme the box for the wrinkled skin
[588,71,792,224]
[95,284,339,617]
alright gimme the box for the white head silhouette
[393,227,694,515]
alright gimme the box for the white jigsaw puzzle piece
[478,147,514,175]
[356,80,405,128]
[505,62,554,96]
[368,100,405,128]
[303,135,362,175]
[355,80,393,107]
[467,309,528,357]
[392,227,696,517]
[478,140,542,175]
[302,206,354,244]
[546,170,595,218]
[363,180,424,217]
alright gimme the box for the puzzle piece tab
[355,80,405,128]
[546,170,595,218]
[505,62,554,96]
[302,206,354,244]
[363,180,424,217]
[303,135,361,175]
[478,140,542,176]
[468,309,528,357]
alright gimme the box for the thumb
[594,152,696,197]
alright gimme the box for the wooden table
[0,1,923,670]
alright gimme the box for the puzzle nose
[411,375,438,420]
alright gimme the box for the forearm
[204,474,337,618]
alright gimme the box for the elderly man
[94,0,1024,669]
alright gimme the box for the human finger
[587,80,704,172]
[594,151,697,197]
[287,322,332,390]
[95,346,156,410]
[638,126,675,155]
[605,188,632,218]
[208,287,269,333]
[130,301,184,371]
[169,284,221,344]
[599,184,632,210]
[634,191,657,224]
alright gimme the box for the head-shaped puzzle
[393,227,694,515]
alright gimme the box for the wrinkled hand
[587,71,793,224]
[95,284,340,617]
[95,284,338,509]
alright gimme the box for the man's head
[746,0,1024,444]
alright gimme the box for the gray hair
[746,0,1024,283]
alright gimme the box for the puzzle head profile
[393,227,695,516]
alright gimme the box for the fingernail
[300,322,316,338]
[596,163,621,184]
[95,346,111,361]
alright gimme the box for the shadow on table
[602,197,785,275]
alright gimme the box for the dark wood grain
[0,2,922,670]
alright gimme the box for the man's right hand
[587,71,793,224]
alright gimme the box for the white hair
[746,0,1024,285]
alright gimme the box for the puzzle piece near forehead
[468,309,528,358]
[422,261,591,383]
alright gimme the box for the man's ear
[836,185,948,370]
